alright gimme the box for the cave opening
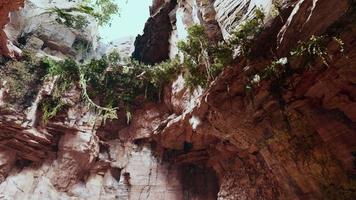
[180,164,220,200]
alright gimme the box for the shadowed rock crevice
[180,165,219,200]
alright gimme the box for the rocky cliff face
[0,0,24,58]
[1,0,356,200]
[4,0,99,61]
[132,0,177,64]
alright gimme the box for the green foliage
[82,0,119,26]
[22,50,40,66]
[79,52,124,121]
[177,9,264,89]
[178,24,233,89]
[73,38,92,54]
[270,0,283,17]
[41,56,118,122]
[0,51,47,108]
[144,58,181,102]
[0,62,34,105]
[79,54,180,122]
[49,7,90,29]
[48,0,119,28]
[43,58,79,97]
[41,97,66,123]
[229,7,265,55]
[259,57,288,82]
[249,35,344,95]
[80,74,119,122]
[291,35,329,66]
[39,58,79,123]
[148,58,180,89]
[41,51,179,123]
[210,42,234,76]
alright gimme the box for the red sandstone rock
[0,0,355,199]
[0,0,24,57]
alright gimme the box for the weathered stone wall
[3,0,99,61]
[0,0,355,199]
[0,0,24,58]
[132,0,177,64]
[157,0,356,199]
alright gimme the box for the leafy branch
[40,51,179,123]
[79,73,118,122]
[47,0,119,29]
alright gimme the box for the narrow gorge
[0,0,355,199]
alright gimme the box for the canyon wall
[0,0,355,199]
[3,0,99,61]
[0,0,24,58]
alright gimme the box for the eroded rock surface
[0,0,355,199]
[132,0,177,64]
[0,0,24,57]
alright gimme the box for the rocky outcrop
[4,0,99,60]
[173,1,355,199]
[0,95,219,199]
[155,0,356,199]
[0,0,24,57]
[150,0,167,15]
[177,0,223,43]
[277,0,349,54]
[98,37,135,59]
[213,0,274,39]
[0,0,356,199]
[132,0,177,64]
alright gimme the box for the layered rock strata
[0,0,355,199]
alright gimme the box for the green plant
[147,58,180,100]
[49,7,90,29]
[148,58,180,87]
[41,97,66,123]
[0,62,34,104]
[73,38,92,53]
[229,7,265,56]
[0,51,47,108]
[41,55,119,122]
[80,74,119,122]
[48,0,119,29]
[247,57,289,97]
[249,35,344,96]
[80,54,180,122]
[210,42,234,75]
[39,58,79,123]
[79,53,120,121]
[81,0,119,26]
[178,24,233,89]
[332,37,345,53]
[178,25,211,88]
[40,56,105,122]
[291,35,330,66]
[260,57,288,82]
[269,0,283,18]
[43,58,80,97]
[40,49,180,123]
